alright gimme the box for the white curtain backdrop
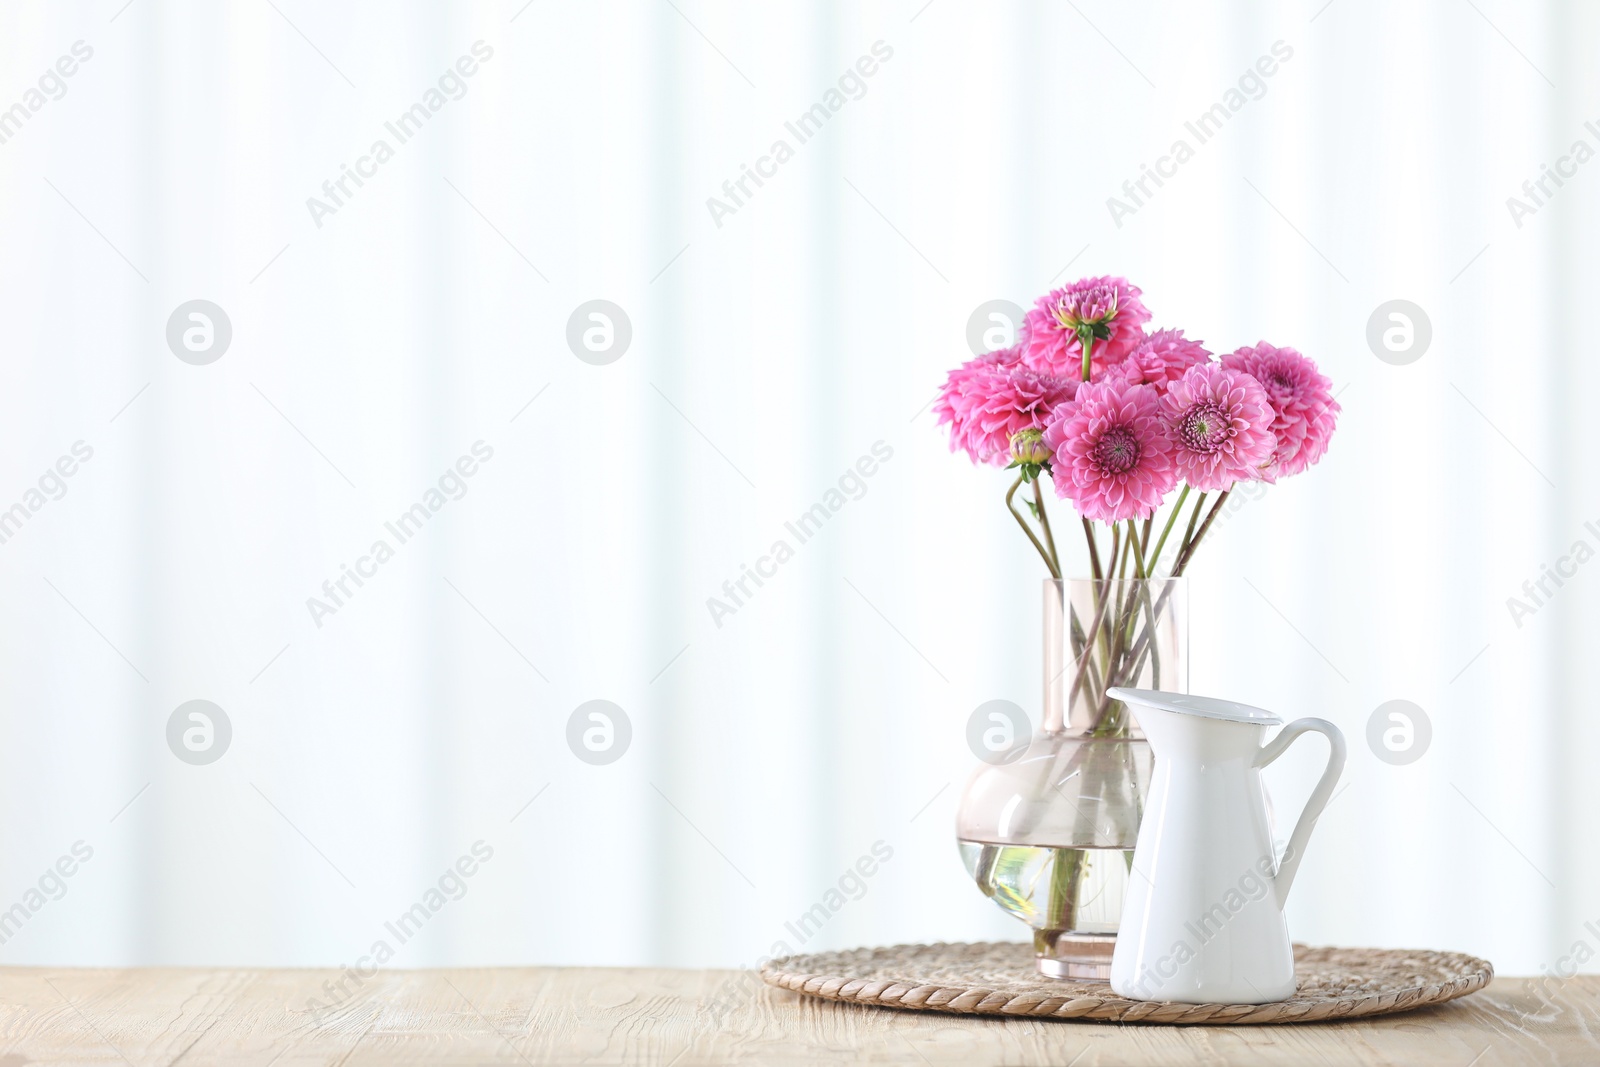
[0,0,1595,980]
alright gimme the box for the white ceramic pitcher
[1106,687,1345,1004]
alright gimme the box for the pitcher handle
[1254,717,1346,907]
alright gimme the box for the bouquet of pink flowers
[935,276,1339,583]
[942,278,1340,958]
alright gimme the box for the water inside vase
[958,840,1134,940]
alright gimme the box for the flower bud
[1009,428,1051,467]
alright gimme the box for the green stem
[1067,583,1113,717]
[1174,489,1231,576]
[1149,485,1191,574]
[1080,333,1094,382]
[1045,849,1084,937]
[1089,522,1165,735]
[1096,522,1122,664]
[1006,473,1060,579]
[1082,518,1103,583]
[1032,478,1061,579]
[1087,528,1137,736]
[1125,526,1162,683]
[1127,519,1149,580]
[1176,490,1207,566]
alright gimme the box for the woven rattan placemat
[761,941,1493,1024]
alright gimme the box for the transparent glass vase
[956,577,1187,979]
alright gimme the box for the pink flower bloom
[1042,379,1176,522]
[1109,329,1212,390]
[934,347,1079,467]
[1161,364,1277,491]
[1220,343,1340,480]
[1020,276,1152,380]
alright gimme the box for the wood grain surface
[0,966,1589,1065]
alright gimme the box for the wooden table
[0,966,1590,1065]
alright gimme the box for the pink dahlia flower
[1042,379,1176,522]
[933,347,1079,467]
[1220,342,1340,480]
[1020,276,1151,381]
[1109,329,1212,390]
[1161,364,1277,491]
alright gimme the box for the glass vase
[956,577,1187,979]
